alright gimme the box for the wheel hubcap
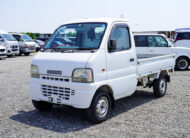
[178,59,188,70]
[96,96,109,118]
[159,79,166,94]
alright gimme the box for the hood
[25,41,36,46]
[32,52,93,76]
[6,41,18,46]
[172,46,190,57]
[0,45,5,49]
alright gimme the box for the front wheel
[153,75,167,97]
[24,52,30,56]
[7,55,12,57]
[87,90,112,123]
[32,100,53,111]
[176,57,189,70]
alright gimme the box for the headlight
[30,64,40,78]
[72,68,93,83]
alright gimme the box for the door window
[13,35,21,41]
[109,26,131,51]
[155,36,168,47]
[134,36,147,47]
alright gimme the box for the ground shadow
[10,90,156,133]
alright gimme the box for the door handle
[130,58,135,62]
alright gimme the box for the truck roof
[62,18,129,25]
[175,28,190,33]
[134,33,166,37]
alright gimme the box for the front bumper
[21,46,36,53]
[29,77,97,109]
[0,53,6,58]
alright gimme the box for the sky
[0,0,190,33]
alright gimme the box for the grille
[41,75,69,82]
[11,45,18,48]
[41,85,75,100]
[0,49,5,52]
[29,46,35,50]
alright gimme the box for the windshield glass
[44,23,107,50]
[22,34,34,42]
[1,34,16,41]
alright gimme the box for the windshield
[1,34,16,41]
[44,23,107,50]
[22,34,34,42]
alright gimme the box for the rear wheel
[153,75,167,97]
[24,52,30,56]
[176,57,189,70]
[87,90,112,123]
[32,100,53,111]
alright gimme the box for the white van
[134,34,190,70]
[0,31,19,57]
[12,33,36,56]
[174,28,190,48]
[30,18,175,123]
[0,45,6,59]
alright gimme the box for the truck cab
[0,31,19,57]
[134,33,190,70]
[12,33,36,56]
[30,19,175,123]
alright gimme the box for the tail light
[174,38,181,43]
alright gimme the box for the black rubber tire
[7,55,12,57]
[153,75,167,97]
[18,52,22,56]
[24,52,30,56]
[87,90,112,123]
[176,57,189,71]
[32,100,53,111]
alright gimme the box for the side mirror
[0,38,4,41]
[108,40,117,52]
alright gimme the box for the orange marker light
[102,68,105,72]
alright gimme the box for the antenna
[120,14,124,18]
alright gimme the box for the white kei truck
[30,18,175,123]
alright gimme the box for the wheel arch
[176,55,190,64]
[96,85,115,108]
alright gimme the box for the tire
[153,75,167,97]
[18,52,22,56]
[176,57,189,71]
[87,90,112,123]
[32,100,53,111]
[24,52,30,56]
[7,55,12,57]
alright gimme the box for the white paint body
[0,45,6,58]
[135,34,190,66]
[30,19,175,109]
[174,28,190,48]
[0,31,19,56]
[11,33,36,54]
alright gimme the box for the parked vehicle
[0,45,6,59]
[12,33,36,56]
[0,31,19,57]
[34,39,44,51]
[174,28,190,48]
[30,18,175,123]
[134,33,190,70]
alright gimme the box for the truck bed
[137,54,176,78]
